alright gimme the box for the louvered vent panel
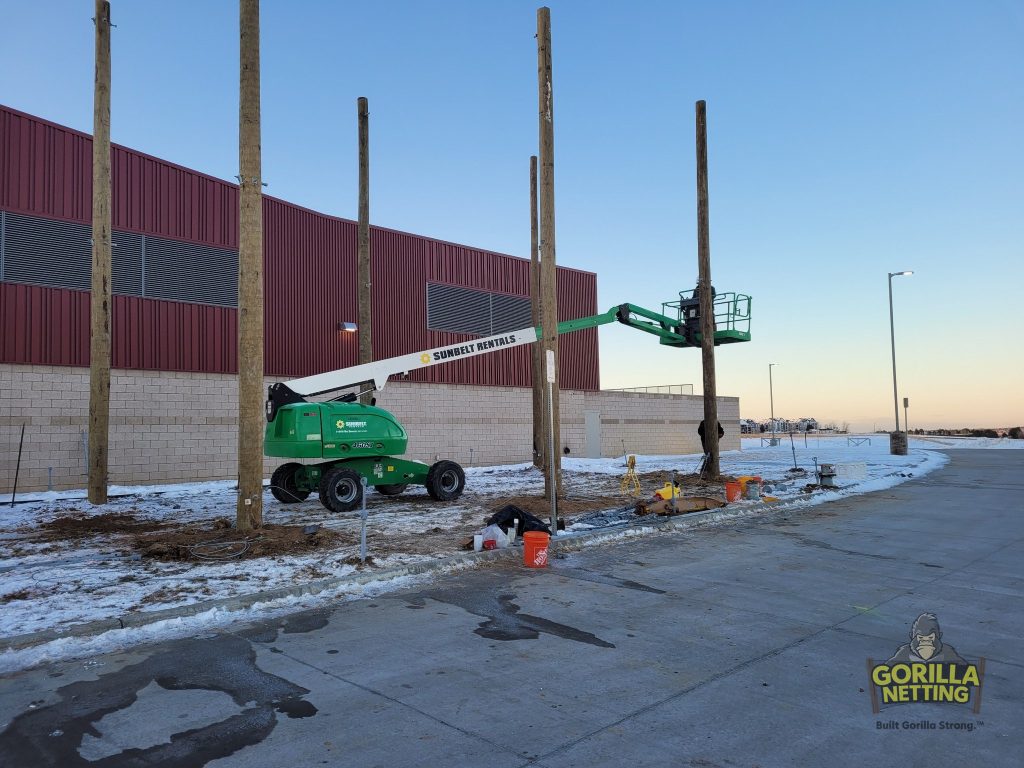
[1,212,227,303]
[144,235,238,307]
[111,230,144,296]
[3,212,91,290]
[490,292,533,334]
[426,283,491,335]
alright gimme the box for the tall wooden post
[537,7,561,497]
[87,0,112,506]
[695,100,720,478]
[357,96,372,403]
[529,155,544,469]
[236,0,264,529]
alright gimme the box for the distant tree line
[907,427,1023,439]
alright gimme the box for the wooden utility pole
[695,100,720,478]
[357,96,372,403]
[529,155,544,469]
[537,7,561,498]
[236,0,264,529]
[87,0,112,505]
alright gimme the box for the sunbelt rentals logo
[867,612,986,722]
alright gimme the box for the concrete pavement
[0,449,1021,767]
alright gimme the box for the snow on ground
[0,434,1012,672]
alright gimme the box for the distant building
[754,417,818,433]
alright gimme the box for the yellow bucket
[737,475,762,494]
[653,482,681,500]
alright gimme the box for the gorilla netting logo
[867,613,986,715]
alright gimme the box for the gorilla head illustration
[909,613,942,660]
[885,612,968,665]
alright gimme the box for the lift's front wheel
[319,467,364,513]
[270,462,310,503]
[425,460,465,501]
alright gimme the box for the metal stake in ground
[360,476,368,564]
[10,424,25,507]
[671,469,678,514]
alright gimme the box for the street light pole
[768,363,777,442]
[888,270,913,454]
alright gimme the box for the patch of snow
[0,562,475,676]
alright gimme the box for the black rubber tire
[376,483,409,496]
[270,462,310,503]
[425,460,465,502]
[318,467,364,513]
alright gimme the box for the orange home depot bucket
[523,531,550,568]
[725,481,742,502]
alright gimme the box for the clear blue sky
[2,1,1021,429]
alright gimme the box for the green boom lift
[264,290,751,513]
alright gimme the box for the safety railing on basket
[662,291,752,339]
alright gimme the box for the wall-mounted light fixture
[337,322,358,333]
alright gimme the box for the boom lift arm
[263,290,750,513]
[266,292,751,421]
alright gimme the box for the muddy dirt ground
[17,470,730,566]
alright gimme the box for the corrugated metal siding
[263,199,357,377]
[0,281,238,372]
[1,106,237,248]
[1,104,600,390]
[428,239,532,295]
[112,294,236,372]
[0,281,90,366]
[556,268,600,391]
[112,147,238,248]
[371,227,428,369]
[0,109,92,222]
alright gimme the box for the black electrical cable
[266,484,310,503]
[187,538,255,561]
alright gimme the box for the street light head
[889,270,913,278]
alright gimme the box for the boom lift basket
[661,291,752,347]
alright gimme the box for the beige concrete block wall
[385,384,740,467]
[0,363,740,493]
[0,365,244,493]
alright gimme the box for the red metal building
[0,105,600,390]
